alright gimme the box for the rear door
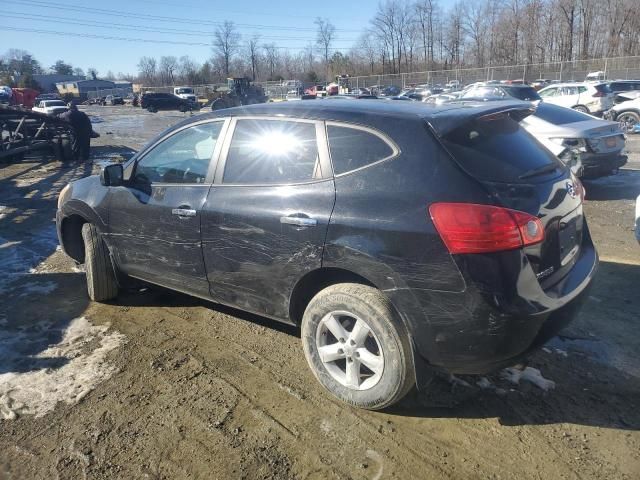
[200,117,334,321]
[106,119,229,296]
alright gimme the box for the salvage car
[604,96,640,133]
[140,92,198,113]
[56,100,597,409]
[521,103,627,178]
[538,82,613,115]
[103,95,124,106]
[32,99,68,115]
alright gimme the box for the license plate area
[558,207,583,266]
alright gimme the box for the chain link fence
[136,55,640,99]
[350,56,640,90]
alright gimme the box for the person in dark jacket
[58,104,93,161]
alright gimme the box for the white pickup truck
[173,87,197,102]
[32,100,68,115]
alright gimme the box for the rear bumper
[579,152,627,178]
[394,231,598,375]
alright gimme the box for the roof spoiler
[426,101,536,137]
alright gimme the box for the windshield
[442,114,562,183]
[45,101,66,107]
[176,88,194,94]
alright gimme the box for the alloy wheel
[316,311,384,390]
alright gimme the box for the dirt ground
[0,105,638,480]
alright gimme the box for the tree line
[3,0,640,89]
[139,0,640,86]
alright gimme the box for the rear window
[534,104,590,124]
[327,125,396,175]
[504,86,541,101]
[442,115,562,183]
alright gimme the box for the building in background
[32,74,85,93]
[56,79,116,100]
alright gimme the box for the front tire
[572,105,589,113]
[301,283,414,410]
[617,111,640,133]
[81,223,118,302]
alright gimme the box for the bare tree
[263,43,279,80]
[246,35,261,81]
[213,21,241,77]
[137,56,157,85]
[159,56,178,85]
[315,17,336,80]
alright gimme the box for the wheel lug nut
[355,352,360,358]
[339,338,345,343]
[338,348,344,355]
[349,339,356,346]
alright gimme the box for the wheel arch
[60,213,89,263]
[288,267,375,326]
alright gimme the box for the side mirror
[100,163,124,186]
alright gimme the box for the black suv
[140,92,198,113]
[56,101,597,409]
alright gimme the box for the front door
[201,117,335,321]
[106,119,227,296]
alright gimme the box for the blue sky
[1,0,425,76]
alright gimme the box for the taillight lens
[592,91,605,98]
[429,203,545,254]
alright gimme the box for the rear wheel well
[61,215,88,263]
[289,268,375,325]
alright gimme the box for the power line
[10,0,363,33]
[2,11,359,43]
[0,26,346,51]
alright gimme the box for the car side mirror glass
[100,164,124,186]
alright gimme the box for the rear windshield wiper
[518,163,560,180]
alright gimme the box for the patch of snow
[0,317,125,419]
[501,367,556,391]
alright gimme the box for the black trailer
[0,106,76,162]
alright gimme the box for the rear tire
[301,283,414,410]
[572,105,589,113]
[147,106,157,113]
[81,223,118,302]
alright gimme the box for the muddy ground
[0,105,638,480]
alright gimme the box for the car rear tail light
[429,203,545,254]
[592,91,605,98]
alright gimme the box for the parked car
[34,93,61,103]
[57,100,597,409]
[603,96,640,132]
[379,85,402,97]
[32,99,68,115]
[461,84,542,102]
[607,80,640,104]
[532,79,552,90]
[520,103,627,178]
[304,85,328,97]
[104,95,124,106]
[140,92,198,113]
[538,82,613,115]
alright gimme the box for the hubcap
[316,311,384,390]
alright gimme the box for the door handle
[172,208,196,217]
[280,216,317,227]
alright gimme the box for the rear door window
[326,124,397,175]
[223,119,320,184]
[441,114,562,183]
[534,104,591,124]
